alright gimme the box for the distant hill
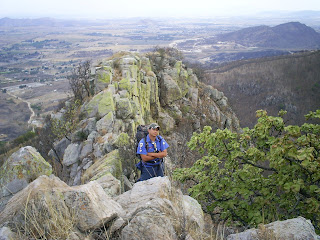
[0,17,108,27]
[216,22,320,49]
[207,50,320,128]
[0,17,59,27]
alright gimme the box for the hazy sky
[1,0,320,19]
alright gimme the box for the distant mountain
[0,17,59,27]
[217,22,320,49]
[207,50,320,128]
[0,17,108,27]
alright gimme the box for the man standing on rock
[136,123,169,181]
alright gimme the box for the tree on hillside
[68,60,93,104]
[50,100,81,142]
[34,100,81,176]
[174,109,320,232]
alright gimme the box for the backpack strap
[144,135,148,152]
[157,135,163,151]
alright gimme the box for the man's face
[148,127,159,137]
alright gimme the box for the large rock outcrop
[0,146,52,212]
[49,52,240,188]
[0,175,123,238]
[0,175,206,240]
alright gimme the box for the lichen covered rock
[0,146,52,211]
[84,89,115,118]
[81,149,123,183]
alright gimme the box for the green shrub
[12,130,36,145]
[174,109,320,232]
[76,130,88,141]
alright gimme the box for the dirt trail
[6,91,36,127]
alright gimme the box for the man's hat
[148,123,160,130]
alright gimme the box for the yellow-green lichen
[116,98,133,119]
[119,78,130,92]
[85,90,115,117]
[130,65,138,80]
[97,71,112,84]
[174,61,182,75]
[113,133,130,148]
[83,150,122,182]
[0,147,52,196]
[119,78,139,97]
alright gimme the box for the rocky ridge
[0,52,318,239]
[48,52,240,187]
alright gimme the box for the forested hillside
[207,50,320,127]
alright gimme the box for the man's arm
[141,149,167,162]
[147,149,167,158]
[140,154,157,162]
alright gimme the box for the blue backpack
[135,125,149,160]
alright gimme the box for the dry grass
[14,191,78,240]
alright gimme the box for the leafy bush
[174,109,320,231]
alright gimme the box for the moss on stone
[82,150,122,182]
[174,61,182,75]
[0,147,52,197]
[116,98,133,119]
[103,66,112,71]
[85,90,115,117]
[98,71,112,84]
[119,78,130,91]
[139,81,152,122]
[130,65,138,80]
[180,68,189,80]
[114,133,130,148]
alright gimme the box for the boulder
[115,176,173,218]
[0,175,69,230]
[120,198,179,240]
[62,143,82,167]
[48,137,71,162]
[0,175,123,236]
[227,217,320,240]
[188,87,199,107]
[95,66,113,92]
[83,117,97,136]
[80,139,93,159]
[0,226,17,240]
[81,149,123,183]
[183,195,205,232]
[158,111,176,133]
[115,98,133,119]
[83,89,115,118]
[0,146,52,212]
[115,177,205,240]
[95,174,121,197]
[160,73,182,106]
[96,111,114,135]
[63,180,123,231]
